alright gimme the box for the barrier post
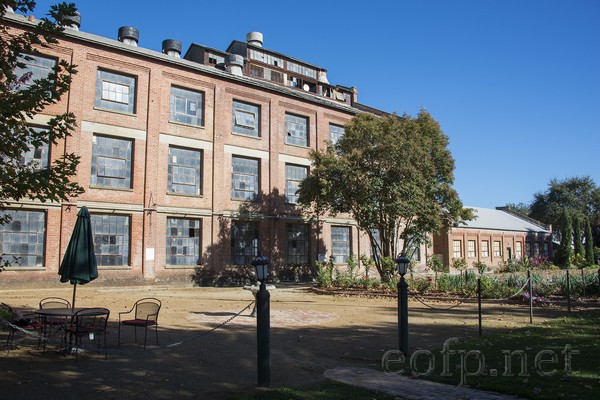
[528,269,533,323]
[477,277,482,337]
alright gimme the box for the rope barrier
[1,300,255,356]
[409,293,471,310]
[495,277,531,301]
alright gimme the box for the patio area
[1,283,566,399]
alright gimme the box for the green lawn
[405,309,600,399]
[226,381,396,400]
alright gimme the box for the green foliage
[1,2,83,268]
[426,254,444,273]
[359,254,373,278]
[573,214,583,256]
[472,260,488,274]
[529,176,600,248]
[315,259,334,287]
[297,111,473,282]
[504,202,531,215]
[584,218,595,265]
[555,208,573,268]
[451,257,467,271]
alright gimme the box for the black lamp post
[251,254,271,387]
[396,253,410,355]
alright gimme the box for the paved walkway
[325,367,523,400]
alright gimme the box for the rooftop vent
[162,39,181,58]
[62,11,81,31]
[246,32,263,47]
[226,54,244,76]
[118,26,139,46]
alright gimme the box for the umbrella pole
[72,284,77,309]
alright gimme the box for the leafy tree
[505,202,530,216]
[1,1,83,264]
[297,111,472,281]
[555,209,573,268]
[584,218,595,265]
[529,176,600,247]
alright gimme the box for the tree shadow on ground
[191,189,325,286]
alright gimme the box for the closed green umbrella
[58,206,98,308]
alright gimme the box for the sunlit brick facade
[2,11,433,286]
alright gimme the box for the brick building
[1,10,433,286]
[432,207,553,270]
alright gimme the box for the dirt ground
[0,282,580,400]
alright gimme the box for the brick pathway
[325,367,523,400]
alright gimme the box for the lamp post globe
[251,254,270,283]
[395,254,410,276]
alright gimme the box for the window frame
[329,123,345,146]
[91,134,134,189]
[0,209,46,267]
[169,85,204,126]
[232,100,260,137]
[481,240,490,258]
[285,113,309,147]
[467,240,476,258]
[493,241,502,257]
[20,126,50,170]
[231,221,259,266]
[95,69,137,114]
[167,146,202,196]
[90,213,130,267]
[286,223,310,264]
[331,226,351,264]
[14,52,57,91]
[453,240,462,258]
[231,156,260,201]
[285,164,308,204]
[166,217,202,266]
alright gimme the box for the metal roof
[459,207,550,233]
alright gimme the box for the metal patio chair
[118,298,161,349]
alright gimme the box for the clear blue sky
[30,0,600,209]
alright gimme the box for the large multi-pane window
[453,240,462,258]
[0,210,45,267]
[95,69,136,113]
[91,135,133,189]
[14,53,56,90]
[20,127,50,170]
[329,124,345,146]
[91,214,130,266]
[231,221,259,265]
[170,86,204,126]
[481,240,489,258]
[168,146,202,195]
[331,226,350,263]
[468,240,476,258]
[285,113,308,147]
[232,100,260,136]
[285,164,307,204]
[493,241,502,257]
[286,223,309,264]
[166,218,201,266]
[231,156,259,200]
